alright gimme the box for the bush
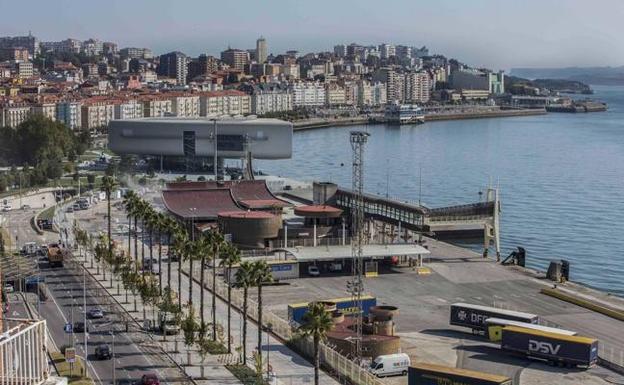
[226,364,269,385]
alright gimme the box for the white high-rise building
[380,43,396,59]
[256,36,268,64]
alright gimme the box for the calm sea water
[258,86,624,296]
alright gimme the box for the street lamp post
[111,329,116,385]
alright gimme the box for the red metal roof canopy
[294,205,343,218]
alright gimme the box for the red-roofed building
[162,188,242,221]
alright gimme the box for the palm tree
[194,236,211,327]
[172,228,189,310]
[252,260,273,360]
[220,243,241,353]
[234,261,254,365]
[154,213,166,295]
[298,302,334,385]
[165,217,178,291]
[101,175,117,259]
[209,230,224,341]
[123,191,139,270]
[136,200,149,278]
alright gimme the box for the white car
[307,265,320,277]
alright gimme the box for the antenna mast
[349,130,369,360]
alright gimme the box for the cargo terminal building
[108,117,293,173]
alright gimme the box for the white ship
[384,103,425,124]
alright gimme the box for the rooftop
[280,243,430,262]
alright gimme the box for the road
[1,193,192,385]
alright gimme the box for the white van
[369,353,410,377]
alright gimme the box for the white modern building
[170,94,200,117]
[199,90,251,116]
[108,117,293,160]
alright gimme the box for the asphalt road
[0,196,191,385]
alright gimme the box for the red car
[139,374,160,385]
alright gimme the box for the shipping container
[501,326,598,367]
[288,295,376,325]
[408,363,512,385]
[450,303,538,332]
[485,317,576,342]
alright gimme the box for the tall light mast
[348,130,369,360]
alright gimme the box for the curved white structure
[108,117,292,159]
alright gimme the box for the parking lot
[259,241,624,385]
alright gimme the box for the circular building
[218,210,282,248]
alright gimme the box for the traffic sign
[65,347,76,363]
[64,323,73,333]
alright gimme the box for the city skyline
[1,0,623,70]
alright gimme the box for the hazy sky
[2,0,623,70]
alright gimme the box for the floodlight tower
[348,130,369,361]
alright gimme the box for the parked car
[139,373,160,385]
[329,262,343,272]
[72,203,81,211]
[73,321,88,333]
[307,265,320,277]
[94,344,112,360]
[66,206,74,213]
[88,308,104,319]
[1,205,11,212]
[3,283,14,293]
[21,204,31,210]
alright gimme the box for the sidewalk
[78,250,243,385]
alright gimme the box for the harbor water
[258,86,624,296]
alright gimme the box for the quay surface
[261,237,624,384]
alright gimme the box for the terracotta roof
[294,205,343,218]
[162,188,242,220]
[165,180,290,209]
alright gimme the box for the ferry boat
[384,103,425,124]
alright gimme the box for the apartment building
[404,71,432,103]
[142,96,173,117]
[56,101,82,130]
[114,100,143,120]
[289,81,326,107]
[0,103,31,128]
[31,102,57,121]
[242,84,293,115]
[199,90,251,116]
[220,48,250,71]
[81,102,114,130]
[325,83,347,106]
[170,94,200,117]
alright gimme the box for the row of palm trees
[120,192,277,364]
[93,187,331,384]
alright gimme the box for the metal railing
[194,265,385,385]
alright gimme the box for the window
[183,131,196,156]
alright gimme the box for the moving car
[88,308,104,319]
[370,353,410,377]
[139,373,160,385]
[95,344,112,360]
[307,265,320,277]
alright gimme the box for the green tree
[194,236,212,327]
[234,261,255,365]
[252,260,273,360]
[181,303,199,366]
[297,302,334,385]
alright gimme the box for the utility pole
[213,119,218,180]
[83,263,88,371]
[111,329,116,385]
[348,131,369,361]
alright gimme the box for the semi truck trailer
[408,363,512,385]
[501,326,598,367]
[450,303,538,333]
